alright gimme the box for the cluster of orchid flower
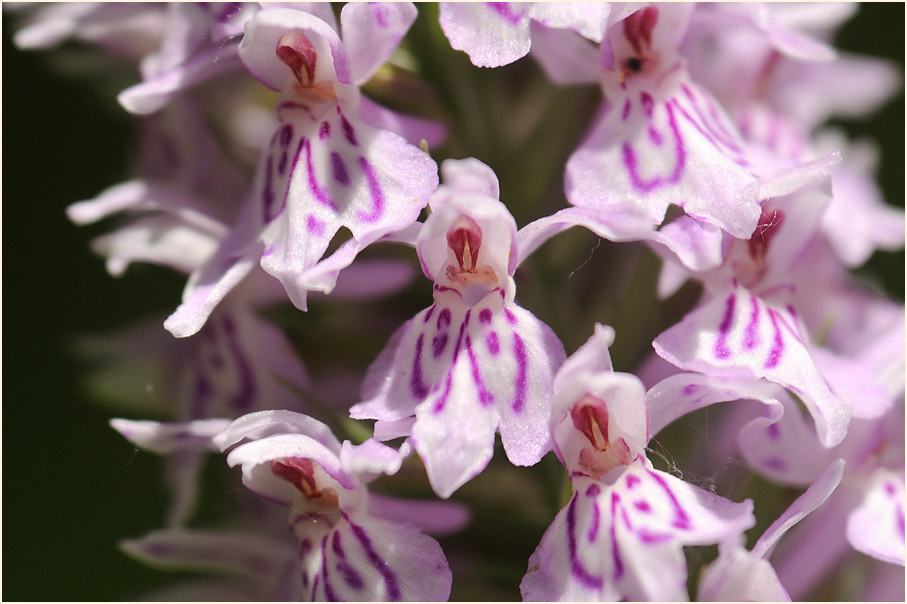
[15,2,904,601]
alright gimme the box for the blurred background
[3,3,904,600]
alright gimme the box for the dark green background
[3,4,904,600]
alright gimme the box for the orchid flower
[164,3,440,337]
[213,410,455,601]
[351,158,566,498]
[521,324,755,601]
[114,410,459,601]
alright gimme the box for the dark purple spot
[485,332,500,355]
[356,156,384,222]
[340,113,358,146]
[479,308,493,324]
[885,481,897,496]
[625,475,641,489]
[410,334,429,398]
[319,121,331,139]
[432,333,448,359]
[330,152,350,186]
[634,500,651,513]
[566,494,604,588]
[715,292,737,360]
[437,307,452,329]
[766,422,781,439]
[512,334,528,413]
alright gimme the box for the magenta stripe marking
[319,120,331,139]
[432,372,454,414]
[262,152,276,221]
[622,101,686,193]
[626,474,641,489]
[610,492,624,580]
[331,152,350,186]
[764,308,785,369]
[586,484,601,543]
[566,493,604,588]
[504,308,518,325]
[512,333,528,413]
[897,508,905,540]
[487,2,523,25]
[342,511,402,601]
[423,305,436,323]
[743,295,760,350]
[647,469,692,530]
[466,335,494,406]
[634,500,651,513]
[715,292,736,360]
[331,530,364,589]
[278,101,315,121]
[356,156,385,222]
[410,334,429,398]
[434,314,469,413]
[320,535,338,601]
[304,138,338,210]
[681,83,742,153]
[271,137,306,220]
